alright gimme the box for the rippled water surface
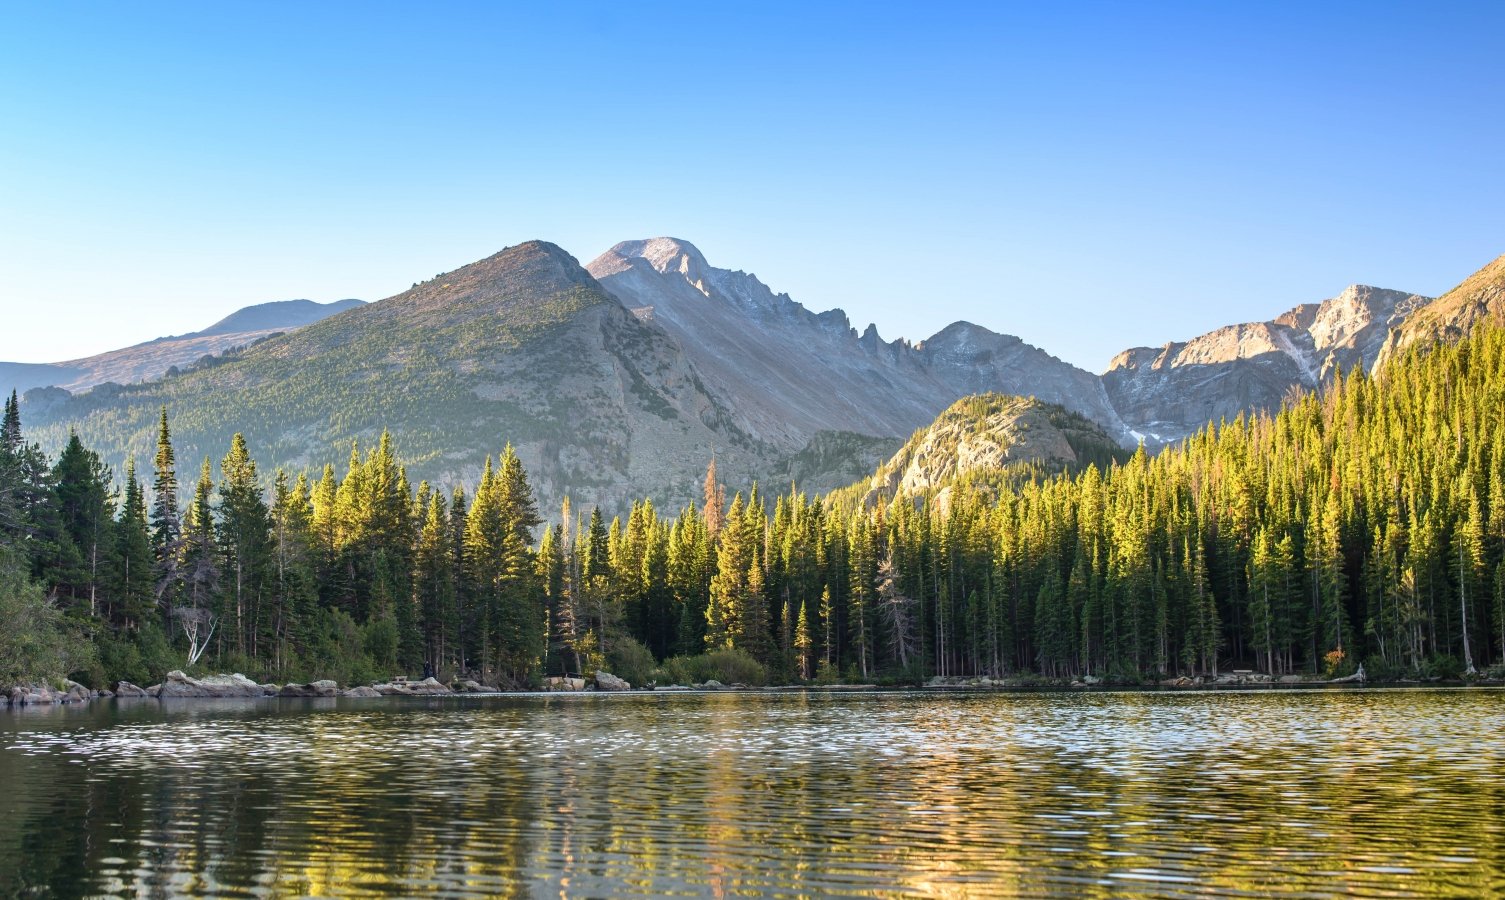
[2,689,1503,897]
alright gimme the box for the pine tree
[177,458,220,664]
[219,434,272,658]
[268,470,316,676]
[114,458,155,629]
[149,407,183,616]
[50,432,112,616]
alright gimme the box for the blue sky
[3,1,1502,371]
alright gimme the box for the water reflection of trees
[2,692,1504,896]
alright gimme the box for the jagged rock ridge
[1103,284,1430,447]
[588,238,1135,450]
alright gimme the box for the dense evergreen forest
[5,322,1505,690]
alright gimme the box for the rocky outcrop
[1375,253,1505,371]
[545,676,587,691]
[155,671,270,699]
[452,680,501,694]
[841,393,1123,507]
[593,672,630,692]
[113,681,150,698]
[372,677,452,696]
[278,680,339,698]
[7,683,60,705]
[1104,285,1431,448]
[343,685,382,698]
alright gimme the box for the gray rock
[699,680,724,690]
[157,671,267,699]
[278,680,340,698]
[587,238,1137,468]
[343,686,382,698]
[371,677,451,696]
[408,677,452,695]
[7,683,60,705]
[594,671,631,692]
[453,680,500,694]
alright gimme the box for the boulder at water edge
[278,681,340,698]
[156,671,268,698]
[594,672,630,691]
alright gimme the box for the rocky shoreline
[6,665,1496,707]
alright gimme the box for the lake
[2,689,1502,897]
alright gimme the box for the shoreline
[7,672,1502,709]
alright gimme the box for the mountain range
[15,238,1504,515]
[0,298,364,397]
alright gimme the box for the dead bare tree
[174,607,218,666]
[877,550,915,671]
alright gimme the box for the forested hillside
[4,320,1505,689]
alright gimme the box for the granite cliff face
[836,393,1126,510]
[1102,285,1430,447]
[588,238,1134,450]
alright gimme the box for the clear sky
[3,1,1502,372]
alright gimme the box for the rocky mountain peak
[588,237,1134,452]
[1103,280,1432,448]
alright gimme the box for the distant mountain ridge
[1103,284,1431,446]
[196,298,365,337]
[0,297,365,397]
[20,236,1504,520]
[21,242,769,515]
[587,237,1135,450]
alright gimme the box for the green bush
[0,553,95,684]
[295,607,376,686]
[814,659,840,685]
[1361,654,1407,683]
[703,648,766,686]
[654,650,766,686]
[606,636,657,687]
[1423,653,1464,681]
[96,623,180,687]
[361,616,400,676]
[658,654,707,686]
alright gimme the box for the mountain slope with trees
[22,242,770,516]
[6,306,1505,690]
[1375,252,1505,370]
